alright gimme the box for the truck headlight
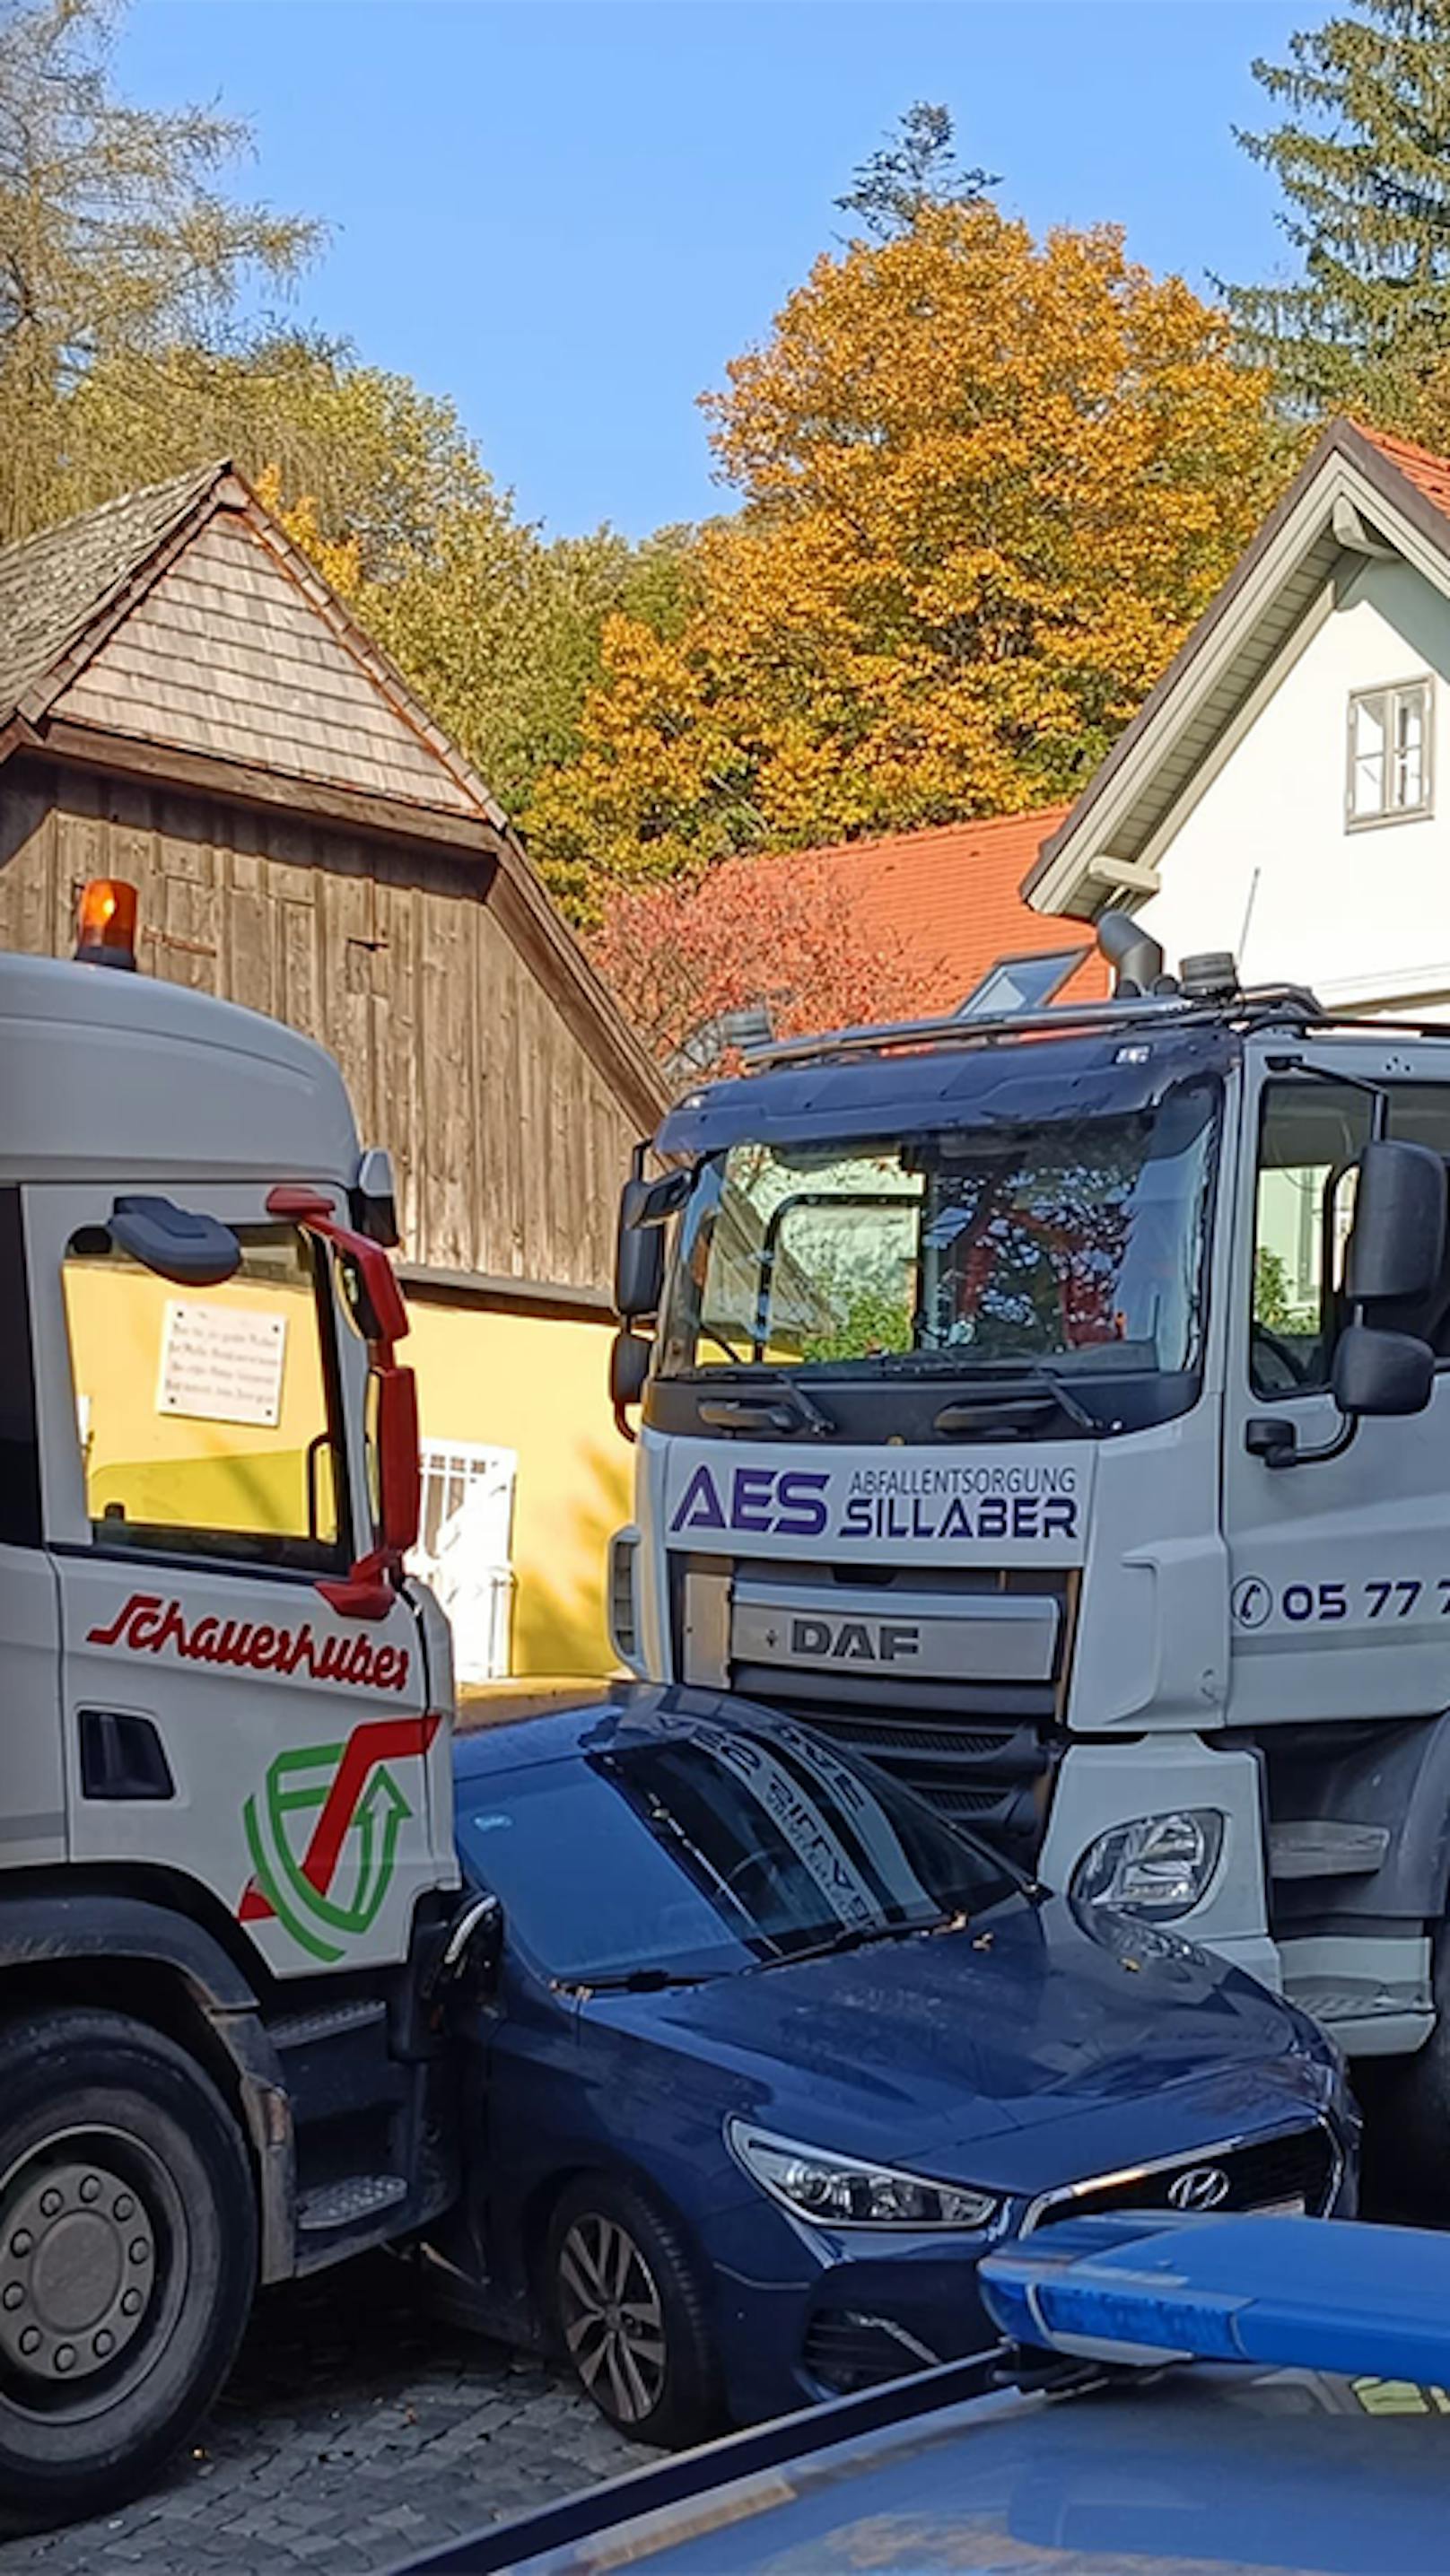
[727,2121,1000,2231]
[1071,1810,1225,1921]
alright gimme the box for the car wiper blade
[756,1916,953,1969]
[558,1966,725,1995]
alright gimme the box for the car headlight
[727,2120,1000,2231]
[1071,1810,1225,1920]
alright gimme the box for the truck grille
[674,1554,1065,1856]
[763,1697,1049,1854]
[1025,2123,1339,2232]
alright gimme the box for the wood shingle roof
[0,462,218,725]
[0,462,668,1132]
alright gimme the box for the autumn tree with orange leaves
[587,851,932,1080]
[528,166,1280,919]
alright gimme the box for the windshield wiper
[697,1371,834,1436]
[557,1965,725,1995]
[755,1916,954,1970]
[933,1366,1100,1435]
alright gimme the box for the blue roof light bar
[982,2213,1450,2382]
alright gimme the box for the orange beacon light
[74,878,139,971]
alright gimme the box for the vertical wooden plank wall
[0,761,634,1289]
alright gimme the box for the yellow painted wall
[62,1255,629,1679]
[405,1296,630,1677]
[64,1256,335,1541]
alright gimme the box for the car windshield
[658,1082,1219,1383]
[455,1710,1020,1985]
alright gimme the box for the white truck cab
[611,919,1450,2192]
[0,889,472,2523]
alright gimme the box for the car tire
[0,2009,257,2530]
[546,2175,724,2449]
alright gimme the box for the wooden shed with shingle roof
[0,461,665,1677]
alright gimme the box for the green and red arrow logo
[238,1715,441,1961]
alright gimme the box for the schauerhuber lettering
[87,1593,409,1691]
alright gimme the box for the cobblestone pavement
[0,2255,651,2576]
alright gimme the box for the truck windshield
[659,1082,1219,1381]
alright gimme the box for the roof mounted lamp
[74,878,138,972]
[1096,909,1170,1000]
[1178,951,1241,1004]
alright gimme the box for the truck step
[1270,1821,1391,1881]
[270,2000,389,2052]
[297,2173,409,2233]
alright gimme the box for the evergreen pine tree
[835,104,998,240]
[1227,0,1450,427]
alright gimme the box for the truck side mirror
[1345,1139,1447,1305]
[614,1166,691,1322]
[615,1220,666,1324]
[611,1330,651,1440]
[1332,1323,1436,1419]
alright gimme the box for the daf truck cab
[610,919,1450,2190]
[0,885,476,2523]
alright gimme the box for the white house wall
[1138,556,1450,1016]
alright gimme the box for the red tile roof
[1353,421,1450,520]
[765,806,1108,1011]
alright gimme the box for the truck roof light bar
[744,984,1329,1074]
[981,2210,1450,2382]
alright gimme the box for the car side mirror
[1332,1322,1436,1419]
[1345,1140,1447,1306]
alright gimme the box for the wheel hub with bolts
[0,2158,156,2384]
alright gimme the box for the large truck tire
[0,2008,257,2528]
[1364,1926,1450,2213]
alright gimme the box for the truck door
[28,1183,444,1978]
[0,1185,64,1871]
[1224,1067,1450,1732]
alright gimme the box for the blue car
[424,1683,1355,2449]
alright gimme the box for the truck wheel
[1366,1925,1450,2213]
[546,2176,723,2449]
[0,2009,256,2528]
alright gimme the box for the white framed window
[1347,677,1433,826]
[408,1439,517,1683]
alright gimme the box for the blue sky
[118,1,1306,540]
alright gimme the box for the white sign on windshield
[157,1302,287,1428]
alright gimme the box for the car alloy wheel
[555,2212,668,2427]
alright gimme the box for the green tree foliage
[1227,1,1450,429]
[0,0,320,539]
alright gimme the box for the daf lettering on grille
[789,1617,922,1665]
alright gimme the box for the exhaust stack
[1096,910,1168,1000]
